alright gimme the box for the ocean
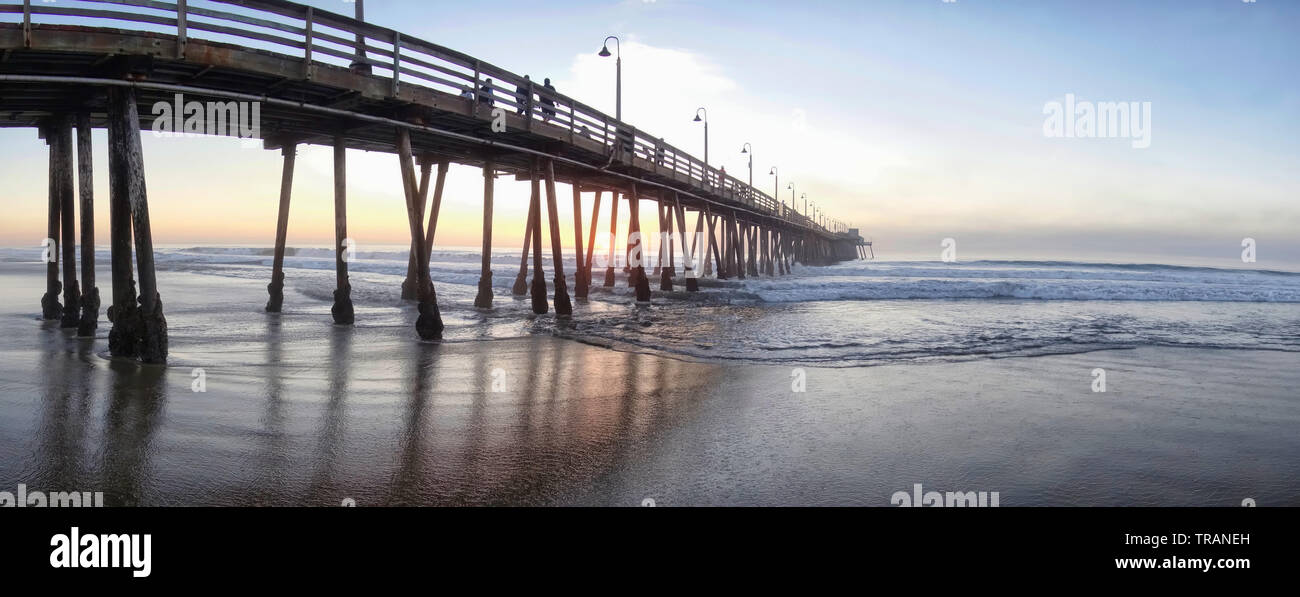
[7,245,1295,366]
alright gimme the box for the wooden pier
[0,0,867,363]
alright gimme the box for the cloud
[553,39,901,223]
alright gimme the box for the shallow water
[0,252,1297,506]
[6,246,1296,366]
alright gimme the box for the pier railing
[2,0,836,233]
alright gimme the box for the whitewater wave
[4,246,1300,303]
[3,246,1297,366]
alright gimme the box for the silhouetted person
[479,79,494,107]
[541,78,557,121]
[616,125,634,162]
[516,75,532,115]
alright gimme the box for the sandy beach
[0,260,1296,506]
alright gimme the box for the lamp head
[599,45,611,57]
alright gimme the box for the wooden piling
[653,202,664,277]
[584,190,601,291]
[402,157,434,300]
[628,182,651,302]
[51,115,81,328]
[423,159,449,282]
[543,159,572,316]
[528,159,548,314]
[331,135,354,324]
[474,159,495,309]
[745,222,754,276]
[776,230,787,275]
[626,192,639,288]
[41,125,63,321]
[571,181,587,299]
[731,213,745,280]
[74,113,98,336]
[397,128,443,340]
[674,194,697,292]
[266,143,295,313]
[104,90,137,358]
[603,189,618,287]
[110,87,167,363]
[659,199,673,292]
[698,209,713,278]
[734,218,743,278]
[512,185,536,296]
[708,213,723,279]
[717,213,729,279]
[667,207,676,278]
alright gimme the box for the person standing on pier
[516,76,532,115]
[479,79,495,107]
[541,78,557,121]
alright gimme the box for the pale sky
[1,0,1297,266]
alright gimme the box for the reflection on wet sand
[388,340,436,505]
[100,358,167,506]
[249,317,287,504]
[30,322,168,506]
[5,258,727,506]
[33,326,95,492]
[306,323,353,504]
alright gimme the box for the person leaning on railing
[479,79,495,106]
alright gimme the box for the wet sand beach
[1,262,1298,506]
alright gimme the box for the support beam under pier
[331,135,354,325]
[571,181,587,300]
[41,125,62,321]
[474,159,495,309]
[108,87,167,363]
[528,159,547,314]
[53,115,80,329]
[628,183,651,302]
[543,159,572,316]
[76,113,99,337]
[266,143,295,313]
[396,129,443,340]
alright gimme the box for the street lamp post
[693,107,708,167]
[598,36,621,121]
[741,143,753,192]
[769,167,778,215]
[349,0,370,73]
